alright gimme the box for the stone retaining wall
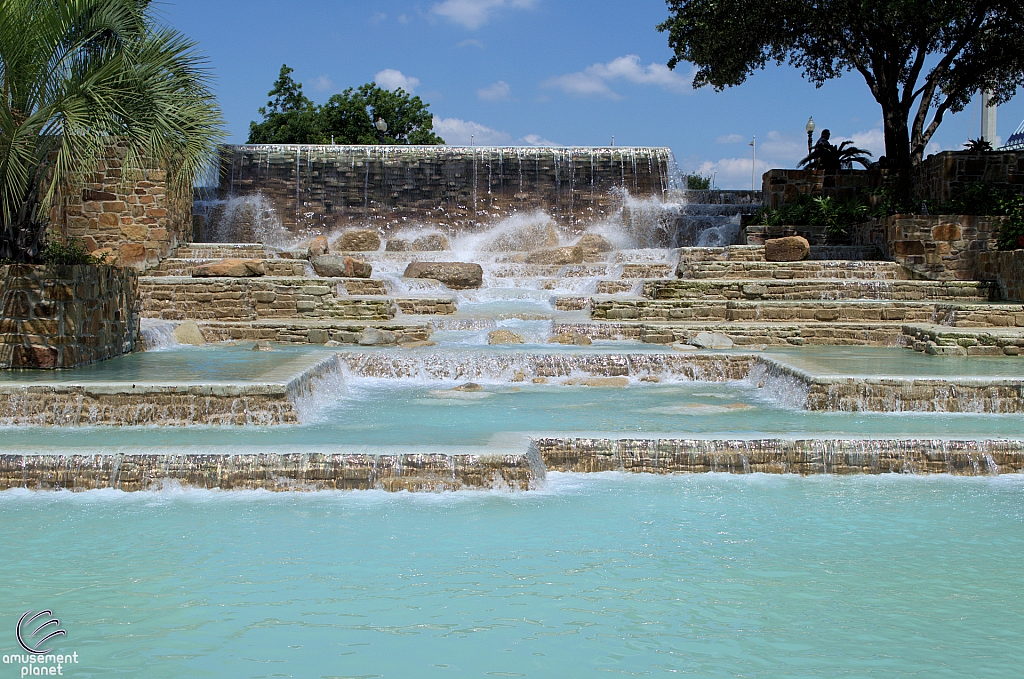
[0,450,541,492]
[975,250,1024,302]
[140,277,395,321]
[761,169,884,209]
[535,437,1024,475]
[916,151,1023,203]
[0,264,139,368]
[643,279,996,302]
[51,145,191,270]
[216,145,674,235]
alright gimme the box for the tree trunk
[882,104,914,207]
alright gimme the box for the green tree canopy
[0,0,225,262]
[248,65,445,145]
[659,0,1024,183]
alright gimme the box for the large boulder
[172,321,206,346]
[547,331,592,346]
[336,229,381,251]
[691,331,734,349]
[308,235,329,258]
[573,233,614,261]
[311,255,372,278]
[765,236,810,262]
[358,327,397,346]
[488,329,525,345]
[412,234,450,251]
[525,247,579,265]
[403,261,483,289]
[193,259,265,277]
[385,238,410,251]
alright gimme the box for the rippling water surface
[1,474,1022,677]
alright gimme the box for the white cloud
[694,157,771,190]
[521,134,558,146]
[432,0,536,29]
[715,134,746,144]
[370,12,387,23]
[433,117,512,145]
[374,69,420,94]
[309,76,335,92]
[398,13,411,24]
[477,81,511,102]
[542,55,693,99]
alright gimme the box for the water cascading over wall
[210,145,676,239]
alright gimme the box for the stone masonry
[0,264,139,368]
[50,145,192,270]
[216,145,674,235]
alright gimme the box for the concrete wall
[0,264,140,368]
[50,145,192,270]
[212,145,675,237]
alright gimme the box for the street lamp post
[374,117,388,144]
[806,117,816,154]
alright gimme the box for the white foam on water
[138,319,180,352]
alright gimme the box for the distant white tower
[981,89,997,143]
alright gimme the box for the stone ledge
[535,437,1024,475]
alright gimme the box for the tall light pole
[374,117,388,144]
[806,117,816,154]
[750,136,756,192]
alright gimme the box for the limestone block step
[587,297,1024,328]
[151,257,307,277]
[140,276,395,322]
[677,245,882,263]
[677,260,910,281]
[174,244,271,259]
[195,319,432,345]
[644,279,999,303]
[551,320,903,346]
[901,324,1024,356]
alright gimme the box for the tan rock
[399,340,436,349]
[358,327,397,346]
[336,229,381,251]
[118,242,147,268]
[488,329,525,345]
[453,382,483,392]
[404,262,483,289]
[308,235,329,257]
[525,247,579,265]
[252,340,274,351]
[311,255,372,278]
[532,377,548,384]
[193,259,265,277]
[572,233,614,261]
[764,236,810,262]
[385,238,410,251]
[172,321,206,346]
[412,234,450,251]
[547,332,592,346]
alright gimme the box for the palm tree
[798,140,873,172]
[0,0,224,262]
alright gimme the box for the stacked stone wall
[51,145,192,270]
[975,250,1024,302]
[0,264,139,368]
[215,145,673,236]
[761,169,885,209]
[915,151,1024,203]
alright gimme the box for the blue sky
[161,0,1024,189]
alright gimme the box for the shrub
[751,195,868,236]
[41,239,110,266]
[683,172,712,190]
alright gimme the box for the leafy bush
[933,182,1024,250]
[41,239,110,265]
[751,194,868,236]
[684,172,712,190]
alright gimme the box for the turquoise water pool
[2,380,1021,452]
[1,474,1021,677]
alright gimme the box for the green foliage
[247,65,445,145]
[798,140,872,171]
[658,0,1024,181]
[0,0,225,263]
[752,195,868,236]
[247,65,320,144]
[684,173,712,190]
[963,138,994,153]
[41,239,110,266]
